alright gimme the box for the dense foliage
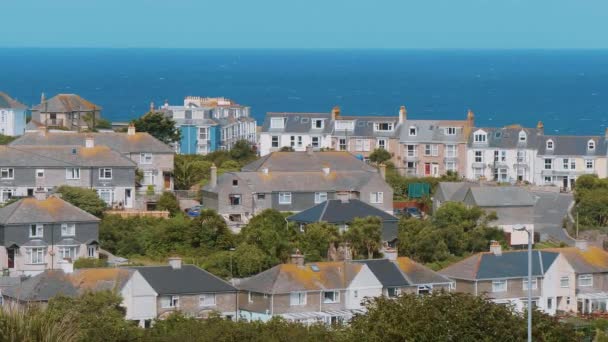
[131,111,180,145]
[2,291,582,342]
[574,174,608,228]
[398,202,505,265]
[0,134,17,145]
[56,186,108,217]
[156,192,181,216]
[173,140,257,190]
[385,163,461,200]
[368,148,392,164]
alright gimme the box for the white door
[431,164,439,177]
[125,189,133,208]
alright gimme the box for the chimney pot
[210,164,218,187]
[467,109,475,122]
[290,249,305,266]
[331,106,340,121]
[85,136,94,148]
[575,240,588,251]
[537,121,544,135]
[490,240,502,256]
[168,257,182,269]
[399,105,407,124]
[127,124,136,136]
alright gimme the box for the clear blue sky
[2,0,607,48]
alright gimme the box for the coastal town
[0,90,607,339]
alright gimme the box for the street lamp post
[515,226,532,342]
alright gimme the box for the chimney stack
[290,249,305,266]
[168,257,182,269]
[467,109,475,123]
[58,259,74,274]
[127,124,136,136]
[40,92,46,104]
[575,240,588,251]
[399,105,407,124]
[331,106,340,121]
[149,101,155,112]
[164,99,169,109]
[382,244,398,261]
[85,136,94,148]
[379,163,386,180]
[210,163,218,187]
[490,240,502,256]
[537,121,544,135]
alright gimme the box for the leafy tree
[346,292,577,342]
[157,192,181,216]
[239,209,293,263]
[232,243,271,277]
[369,148,392,164]
[295,222,340,262]
[46,291,142,342]
[74,258,108,269]
[188,210,235,252]
[229,139,257,162]
[173,156,213,190]
[344,216,382,259]
[57,185,108,217]
[131,111,180,145]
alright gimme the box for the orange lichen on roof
[26,197,66,214]
[70,268,130,290]
[504,124,523,129]
[279,262,361,290]
[578,247,608,268]
[78,145,111,157]
[126,133,147,141]
[396,257,417,273]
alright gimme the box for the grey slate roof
[439,250,559,280]
[399,119,469,143]
[435,182,473,203]
[287,199,399,241]
[31,94,101,112]
[11,131,174,154]
[0,145,136,167]
[0,92,27,110]
[537,135,607,156]
[356,258,452,287]
[333,116,399,138]
[465,186,536,207]
[261,112,333,134]
[242,151,377,172]
[0,197,100,225]
[130,265,236,295]
[468,126,541,149]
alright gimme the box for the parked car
[186,205,204,217]
[406,207,423,219]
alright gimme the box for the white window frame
[406,145,417,157]
[560,276,569,288]
[387,287,401,298]
[586,159,595,170]
[58,246,78,260]
[546,140,554,150]
[445,144,456,158]
[198,126,209,141]
[474,133,487,143]
[518,131,527,142]
[290,292,307,306]
[66,168,81,180]
[199,294,216,307]
[323,291,340,304]
[588,140,596,151]
[140,153,153,164]
[99,168,112,180]
[312,119,324,129]
[544,159,552,170]
[377,138,387,150]
[311,136,320,148]
[271,136,279,148]
[61,223,76,237]
[446,127,457,135]
[492,280,507,293]
[27,247,45,265]
[97,189,114,205]
[161,295,180,308]
[409,126,417,136]
[87,245,96,258]
[0,168,14,180]
[270,117,285,129]
[522,277,538,290]
[36,169,45,178]
[370,192,384,204]
[30,224,43,238]
[335,120,354,131]
[474,150,483,163]
[374,122,393,132]
[142,170,155,186]
[578,274,593,287]
[314,192,328,204]
[278,192,292,205]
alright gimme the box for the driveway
[531,191,575,244]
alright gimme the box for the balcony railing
[44,118,64,127]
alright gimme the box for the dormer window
[312,119,324,129]
[374,122,394,132]
[335,120,354,131]
[546,140,554,150]
[519,131,527,142]
[473,131,487,143]
[270,117,285,129]
[409,126,417,136]
[588,140,596,151]
[445,127,457,135]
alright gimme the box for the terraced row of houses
[259,106,608,190]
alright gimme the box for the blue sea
[1,49,607,135]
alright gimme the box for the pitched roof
[261,112,333,134]
[2,268,134,302]
[333,116,399,138]
[538,135,607,156]
[468,126,541,149]
[286,199,398,241]
[0,197,100,225]
[439,250,559,280]
[399,119,469,143]
[242,151,377,172]
[237,262,362,294]
[465,187,536,207]
[0,92,27,110]
[11,131,173,154]
[32,94,101,112]
[545,247,608,274]
[0,145,136,167]
[130,265,236,295]
[435,182,472,202]
[356,258,451,287]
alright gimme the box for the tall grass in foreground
[0,305,79,342]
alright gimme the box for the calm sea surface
[1,49,607,135]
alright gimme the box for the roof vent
[168,257,182,269]
[310,264,320,272]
